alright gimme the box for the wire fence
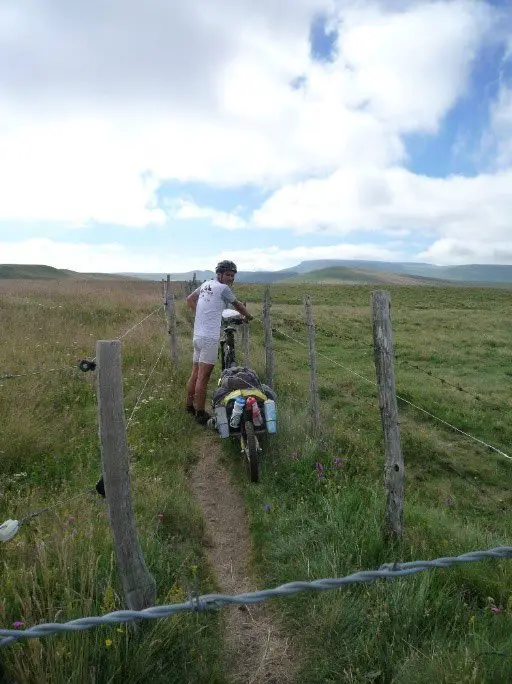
[1,303,170,532]
[1,545,511,647]
[2,305,162,381]
[272,323,512,462]
[2,284,512,655]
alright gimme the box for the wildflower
[491,606,502,614]
[445,498,454,506]
[263,503,271,512]
[12,621,24,628]
[67,515,75,524]
[290,452,298,460]
[105,639,113,648]
[157,512,164,522]
[315,462,325,479]
[333,457,346,468]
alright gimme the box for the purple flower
[491,606,502,614]
[290,452,298,461]
[333,457,346,468]
[263,503,271,512]
[445,498,454,506]
[12,621,24,628]
[315,462,325,480]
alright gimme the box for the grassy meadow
[1,278,512,682]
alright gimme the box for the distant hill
[123,270,216,282]
[0,264,133,280]
[285,266,449,286]
[283,260,512,283]
[130,260,512,285]
[124,270,300,283]
[5,260,512,285]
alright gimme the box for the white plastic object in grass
[0,519,20,542]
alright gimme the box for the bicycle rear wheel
[244,420,259,483]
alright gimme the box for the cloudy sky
[1,0,511,273]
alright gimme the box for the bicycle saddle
[221,309,244,325]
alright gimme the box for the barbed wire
[272,325,512,462]
[18,488,98,526]
[301,321,502,411]
[392,355,503,410]
[0,365,78,381]
[1,545,510,647]
[2,307,162,381]
[90,306,161,363]
[126,338,168,429]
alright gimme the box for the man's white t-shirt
[193,280,236,341]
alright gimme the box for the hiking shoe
[185,405,196,415]
[195,410,211,426]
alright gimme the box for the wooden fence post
[263,285,275,387]
[165,274,179,366]
[371,291,404,539]
[96,340,156,610]
[304,294,320,434]
[241,301,250,367]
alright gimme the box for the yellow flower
[101,585,116,614]
[166,583,186,603]
[105,639,113,648]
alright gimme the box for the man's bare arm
[187,291,199,312]
[232,299,253,321]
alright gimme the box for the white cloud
[251,166,512,262]
[337,0,494,133]
[166,199,247,230]
[418,238,512,264]
[0,238,181,273]
[0,0,501,232]
[489,83,512,167]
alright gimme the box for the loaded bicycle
[209,309,277,483]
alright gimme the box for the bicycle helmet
[215,260,238,274]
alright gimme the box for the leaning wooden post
[241,301,250,367]
[263,285,275,387]
[304,294,320,434]
[165,274,179,366]
[371,291,404,539]
[96,340,156,610]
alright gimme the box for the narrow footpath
[190,435,298,684]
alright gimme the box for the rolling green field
[1,278,512,683]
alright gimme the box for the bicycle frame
[219,309,244,371]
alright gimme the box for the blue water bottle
[263,399,277,434]
[230,396,246,428]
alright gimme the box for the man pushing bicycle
[185,260,253,425]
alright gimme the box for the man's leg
[194,362,215,423]
[186,362,199,413]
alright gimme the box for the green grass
[227,283,512,682]
[2,279,512,682]
[0,280,227,683]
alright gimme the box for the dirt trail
[190,434,298,684]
